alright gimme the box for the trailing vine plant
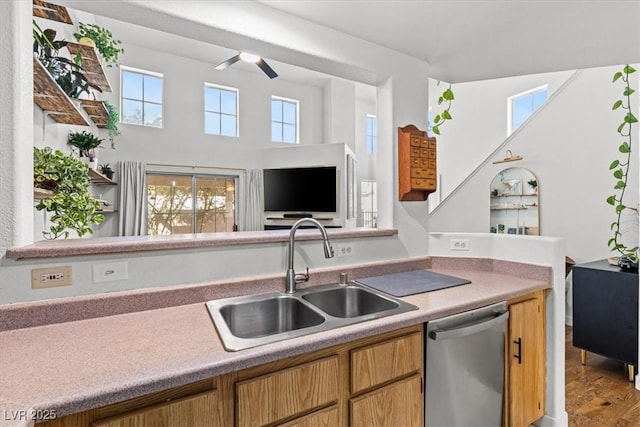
[606,64,638,264]
[34,147,104,239]
[431,82,455,135]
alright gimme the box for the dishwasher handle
[429,311,509,341]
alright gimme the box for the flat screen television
[263,166,337,213]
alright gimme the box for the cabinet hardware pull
[514,338,522,364]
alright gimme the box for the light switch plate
[92,261,128,283]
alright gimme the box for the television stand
[266,217,334,221]
[282,213,313,218]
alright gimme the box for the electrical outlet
[450,238,470,251]
[32,266,72,289]
[336,243,354,257]
[92,261,128,283]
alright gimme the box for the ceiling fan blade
[256,58,278,79]
[214,54,242,70]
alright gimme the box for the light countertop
[0,257,550,427]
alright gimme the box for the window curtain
[118,161,148,236]
[241,169,264,231]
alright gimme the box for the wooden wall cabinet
[505,290,546,427]
[40,325,423,427]
[398,124,437,201]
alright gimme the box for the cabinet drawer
[428,159,437,170]
[411,157,429,168]
[410,136,421,147]
[236,356,339,426]
[427,148,436,159]
[410,146,421,157]
[350,374,423,427]
[428,140,436,149]
[411,178,436,190]
[92,390,219,427]
[351,332,422,393]
[419,137,430,148]
[279,405,339,427]
[411,168,435,179]
[420,148,429,158]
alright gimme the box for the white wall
[2,0,435,305]
[429,71,574,200]
[430,66,639,265]
[429,232,568,426]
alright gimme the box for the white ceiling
[257,0,640,82]
[63,0,640,84]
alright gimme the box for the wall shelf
[66,42,112,92]
[33,58,90,126]
[88,169,117,185]
[33,0,73,24]
[79,99,109,128]
[34,188,55,200]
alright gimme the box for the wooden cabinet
[505,291,546,427]
[38,377,231,427]
[398,124,437,201]
[350,331,422,393]
[92,390,219,427]
[235,356,339,426]
[350,375,422,427]
[40,325,423,427]
[236,325,423,427]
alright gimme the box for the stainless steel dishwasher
[425,301,509,427]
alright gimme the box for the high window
[205,84,238,137]
[366,115,377,153]
[121,67,163,127]
[147,174,236,235]
[508,86,548,134]
[271,96,298,143]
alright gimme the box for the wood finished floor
[566,326,640,426]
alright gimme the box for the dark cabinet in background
[572,259,638,380]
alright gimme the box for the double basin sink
[206,282,418,351]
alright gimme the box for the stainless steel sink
[218,295,325,338]
[301,285,399,318]
[206,282,417,351]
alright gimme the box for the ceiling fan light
[239,52,261,63]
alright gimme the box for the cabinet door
[350,332,422,394]
[508,295,545,427]
[278,405,339,427]
[92,390,219,427]
[350,374,422,427]
[236,356,339,427]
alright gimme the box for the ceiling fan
[214,52,278,79]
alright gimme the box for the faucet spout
[285,218,335,294]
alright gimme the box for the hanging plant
[431,82,455,135]
[74,22,124,67]
[606,64,638,267]
[34,147,104,239]
[103,100,121,148]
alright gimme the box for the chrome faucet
[285,218,335,293]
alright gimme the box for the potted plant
[74,22,124,67]
[103,100,121,148]
[68,130,104,170]
[99,163,115,180]
[527,179,538,193]
[606,64,638,269]
[33,25,101,99]
[34,147,104,239]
